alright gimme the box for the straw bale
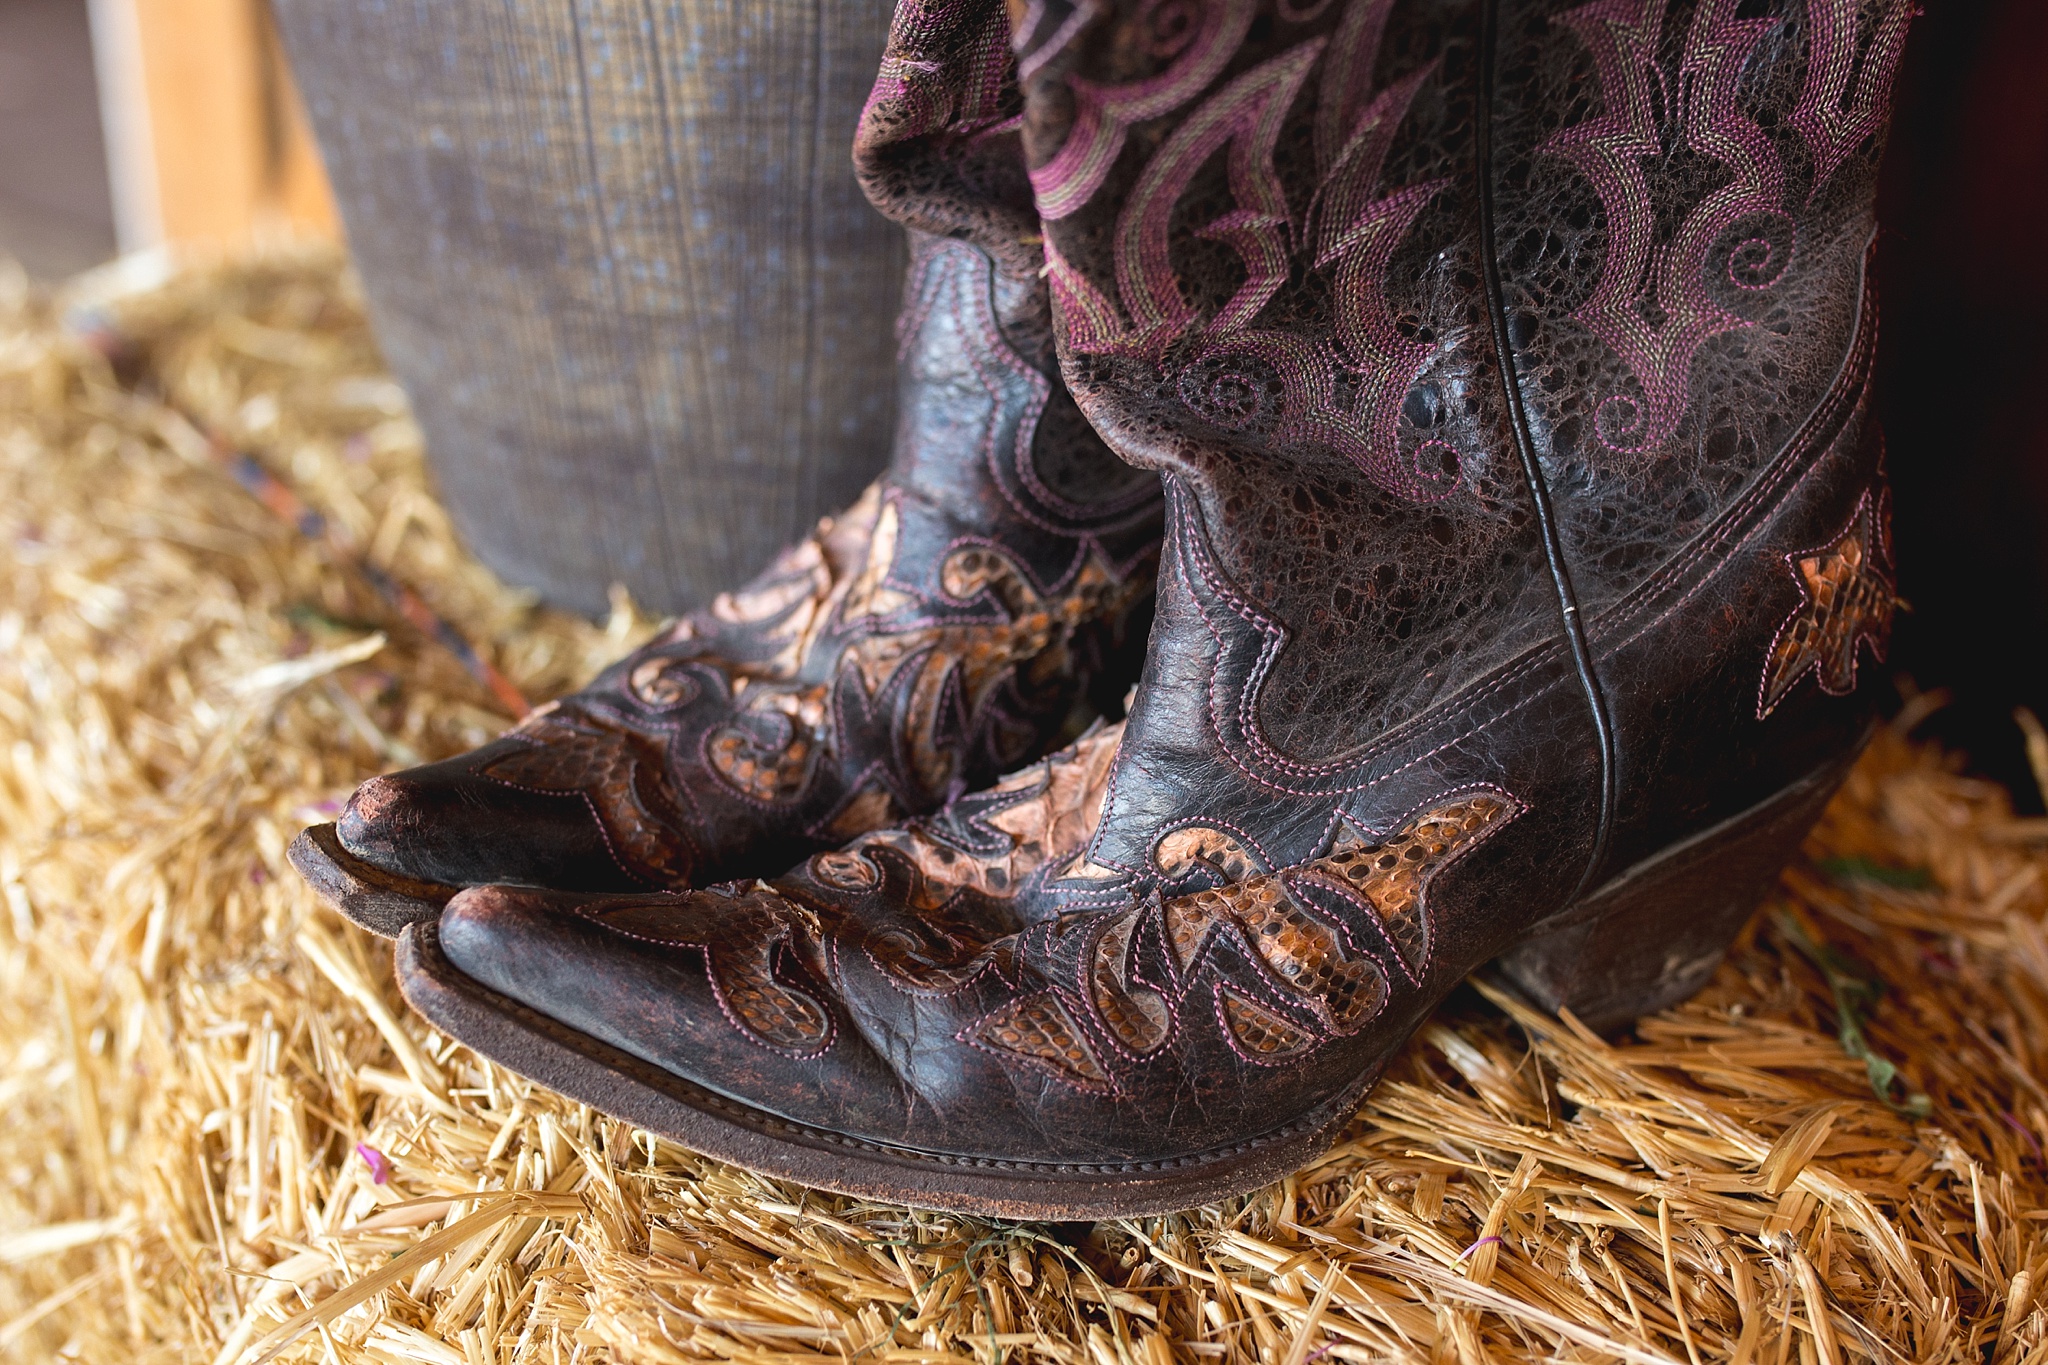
[2,244,2046,1363]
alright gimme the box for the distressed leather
[435,0,1907,1174]
[336,230,1162,893]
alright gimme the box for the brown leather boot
[292,232,1161,935]
[393,0,1907,1216]
[293,0,1165,936]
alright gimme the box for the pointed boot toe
[335,739,656,893]
[432,881,731,1051]
[401,725,1362,1217]
[287,822,459,938]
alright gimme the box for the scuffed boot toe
[336,742,652,894]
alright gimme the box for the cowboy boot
[290,0,1167,935]
[293,227,1160,935]
[392,0,1907,1217]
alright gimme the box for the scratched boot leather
[394,0,1909,1216]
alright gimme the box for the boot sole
[395,920,1371,1219]
[289,823,453,937]
[393,747,1858,1218]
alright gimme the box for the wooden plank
[255,9,338,239]
[87,0,337,251]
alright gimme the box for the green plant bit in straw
[1772,908,1933,1118]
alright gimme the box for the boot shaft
[883,230,1161,600]
[1011,0,1903,895]
[854,0,1043,277]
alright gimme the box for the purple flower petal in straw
[355,1142,390,1184]
[1458,1235,1502,1261]
[2003,1112,2043,1162]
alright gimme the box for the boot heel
[1494,749,1861,1032]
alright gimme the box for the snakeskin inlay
[823,722,1123,912]
[719,961,832,1054]
[808,848,883,891]
[707,684,827,802]
[1089,906,1172,1054]
[628,657,699,707]
[898,543,1134,793]
[1163,874,1387,1035]
[1312,795,1511,975]
[1758,490,1893,719]
[1154,825,1264,882]
[587,886,832,1055]
[1217,985,1314,1062]
[702,481,1141,807]
[1163,795,1514,1028]
[966,991,1111,1090]
[482,716,692,880]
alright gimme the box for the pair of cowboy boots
[295,0,1910,1217]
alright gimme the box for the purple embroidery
[859,0,1017,148]
[1113,41,1326,358]
[1048,8,1455,501]
[1313,0,1398,169]
[1026,0,1258,220]
[1543,0,1787,456]
[1790,0,1914,202]
[1727,233,1792,292]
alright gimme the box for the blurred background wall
[266,0,903,617]
[0,0,336,275]
[0,0,115,278]
[1877,0,2048,811]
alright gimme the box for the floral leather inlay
[1217,985,1317,1063]
[545,757,1516,1092]
[1758,489,1894,719]
[965,991,1116,1091]
[1157,793,1512,1034]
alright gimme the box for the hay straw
[2,244,2047,1363]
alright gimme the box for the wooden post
[87,0,338,251]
